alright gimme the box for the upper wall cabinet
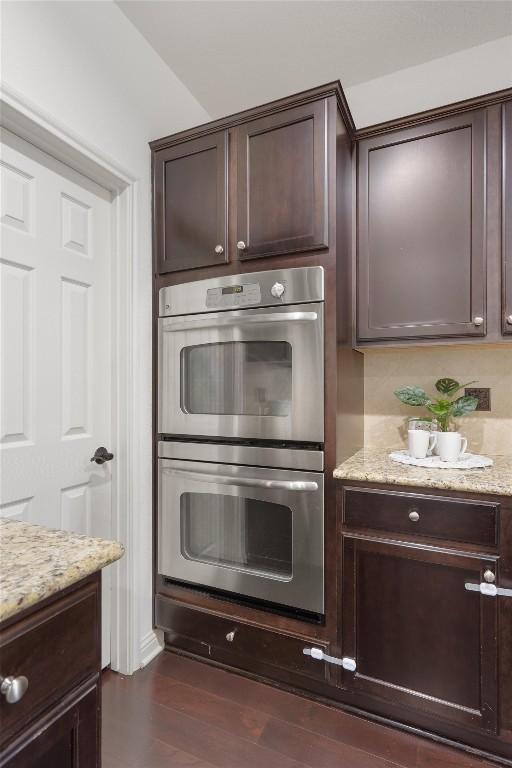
[504,102,512,335]
[357,111,486,342]
[236,101,328,260]
[153,131,228,274]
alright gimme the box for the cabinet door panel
[357,111,486,340]
[1,683,99,768]
[341,536,498,733]
[503,101,512,335]
[237,101,328,259]
[154,132,228,274]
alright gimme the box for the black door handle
[90,447,114,465]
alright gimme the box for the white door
[0,129,113,667]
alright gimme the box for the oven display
[206,282,261,308]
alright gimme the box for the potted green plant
[394,378,478,432]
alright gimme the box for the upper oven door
[158,302,324,443]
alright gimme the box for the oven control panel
[206,282,261,309]
[159,266,323,316]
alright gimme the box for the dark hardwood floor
[102,651,496,768]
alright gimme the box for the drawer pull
[226,631,236,642]
[408,509,420,522]
[484,569,495,583]
[0,675,29,704]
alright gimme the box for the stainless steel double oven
[157,266,325,614]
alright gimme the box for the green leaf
[435,378,460,396]
[435,378,478,396]
[451,395,479,418]
[426,401,451,417]
[394,386,430,407]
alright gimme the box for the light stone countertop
[0,520,124,623]
[333,448,512,497]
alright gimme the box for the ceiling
[117,0,512,121]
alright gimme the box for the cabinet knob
[483,569,495,583]
[0,675,29,704]
[473,316,484,327]
[214,244,224,255]
[236,241,246,251]
[408,508,420,522]
[226,630,236,642]
[506,315,512,325]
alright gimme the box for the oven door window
[180,341,292,417]
[180,492,292,579]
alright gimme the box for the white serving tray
[389,450,493,470]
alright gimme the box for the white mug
[408,429,437,459]
[437,432,468,462]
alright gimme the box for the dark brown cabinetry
[357,111,487,341]
[1,684,99,768]
[340,534,498,732]
[151,92,332,275]
[153,131,228,274]
[0,574,101,767]
[339,481,512,763]
[504,101,512,335]
[236,101,328,260]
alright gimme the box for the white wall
[346,36,512,127]
[1,0,210,671]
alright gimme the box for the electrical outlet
[465,387,491,412]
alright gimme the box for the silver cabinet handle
[0,675,29,704]
[408,508,420,522]
[484,569,495,583]
[162,311,318,332]
[465,582,512,597]
[237,240,246,250]
[506,315,512,325]
[163,466,318,492]
[214,245,224,255]
[473,316,484,326]
[226,631,236,642]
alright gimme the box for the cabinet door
[357,111,486,341]
[341,536,498,733]
[154,132,228,274]
[236,101,328,260]
[503,101,512,335]
[0,684,99,768]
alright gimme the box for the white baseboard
[139,629,165,669]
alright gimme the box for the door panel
[154,131,228,273]
[237,101,328,259]
[504,101,512,335]
[158,459,324,613]
[0,130,112,667]
[158,302,324,443]
[0,685,99,768]
[341,536,498,733]
[357,111,486,340]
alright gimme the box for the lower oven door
[158,458,324,614]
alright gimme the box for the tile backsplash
[363,345,512,456]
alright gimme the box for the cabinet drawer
[0,580,99,745]
[155,596,328,685]
[342,487,498,547]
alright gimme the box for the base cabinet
[340,535,498,733]
[0,574,101,767]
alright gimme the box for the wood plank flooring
[102,651,495,768]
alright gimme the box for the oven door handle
[161,311,318,332]
[163,467,318,492]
